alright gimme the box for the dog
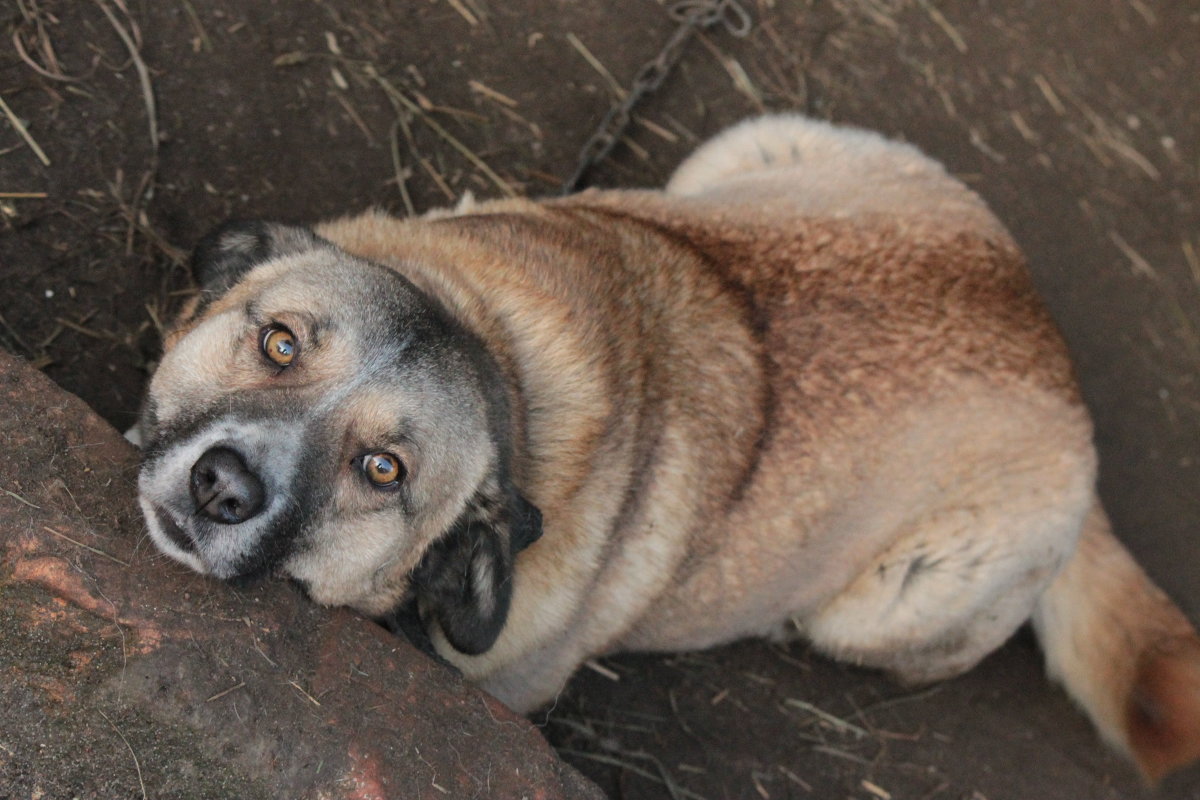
[132,115,1200,781]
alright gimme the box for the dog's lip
[152,504,196,553]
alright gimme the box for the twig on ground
[206,681,246,702]
[0,310,37,357]
[557,748,708,800]
[857,685,945,717]
[620,135,650,161]
[180,0,212,52]
[1109,230,1159,280]
[811,744,872,765]
[13,0,85,82]
[968,126,1006,163]
[388,119,416,216]
[567,32,627,99]
[13,31,73,82]
[468,79,518,107]
[2,487,40,509]
[288,679,322,707]
[369,68,516,198]
[144,302,165,338]
[583,659,622,681]
[0,94,51,166]
[1032,74,1066,115]
[917,0,967,53]
[94,0,158,152]
[1009,111,1039,144]
[695,33,765,110]
[37,322,64,350]
[784,698,870,738]
[444,0,480,26]
[333,92,378,145]
[419,157,457,202]
[44,526,131,566]
[862,778,893,799]
[778,764,812,792]
[1182,240,1200,287]
[98,710,147,800]
[53,316,107,340]
[634,115,679,143]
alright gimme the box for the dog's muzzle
[138,418,308,579]
[189,446,266,525]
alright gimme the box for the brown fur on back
[562,192,1081,405]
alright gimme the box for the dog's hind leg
[803,498,1085,686]
[799,402,1097,686]
[819,495,1200,779]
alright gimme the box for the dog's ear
[192,220,321,301]
[410,485,543,656]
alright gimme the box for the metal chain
[561,0,751,194]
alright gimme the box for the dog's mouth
[153,504,196,553]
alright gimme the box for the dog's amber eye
[362,453,404,488]
[261,325,296,366]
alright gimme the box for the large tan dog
[134,115,1200,780]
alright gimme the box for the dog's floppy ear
[409,485,543,656]
[192,219,321,301]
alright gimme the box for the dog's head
[135,220,541,655]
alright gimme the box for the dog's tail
[1033,500,1200,782]
[663,114,1009,240]
[665,114,928,195]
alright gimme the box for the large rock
[0,350,603,799]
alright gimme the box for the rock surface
[0,349,603,799]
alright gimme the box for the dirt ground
[2,0,1198,798]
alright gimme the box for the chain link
[561,0,751,194]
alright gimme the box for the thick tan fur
[1035,503,1200,781]
[149,115,1200,779]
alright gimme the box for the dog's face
[136,221,541,655]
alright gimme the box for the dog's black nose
[189,446,266,524]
